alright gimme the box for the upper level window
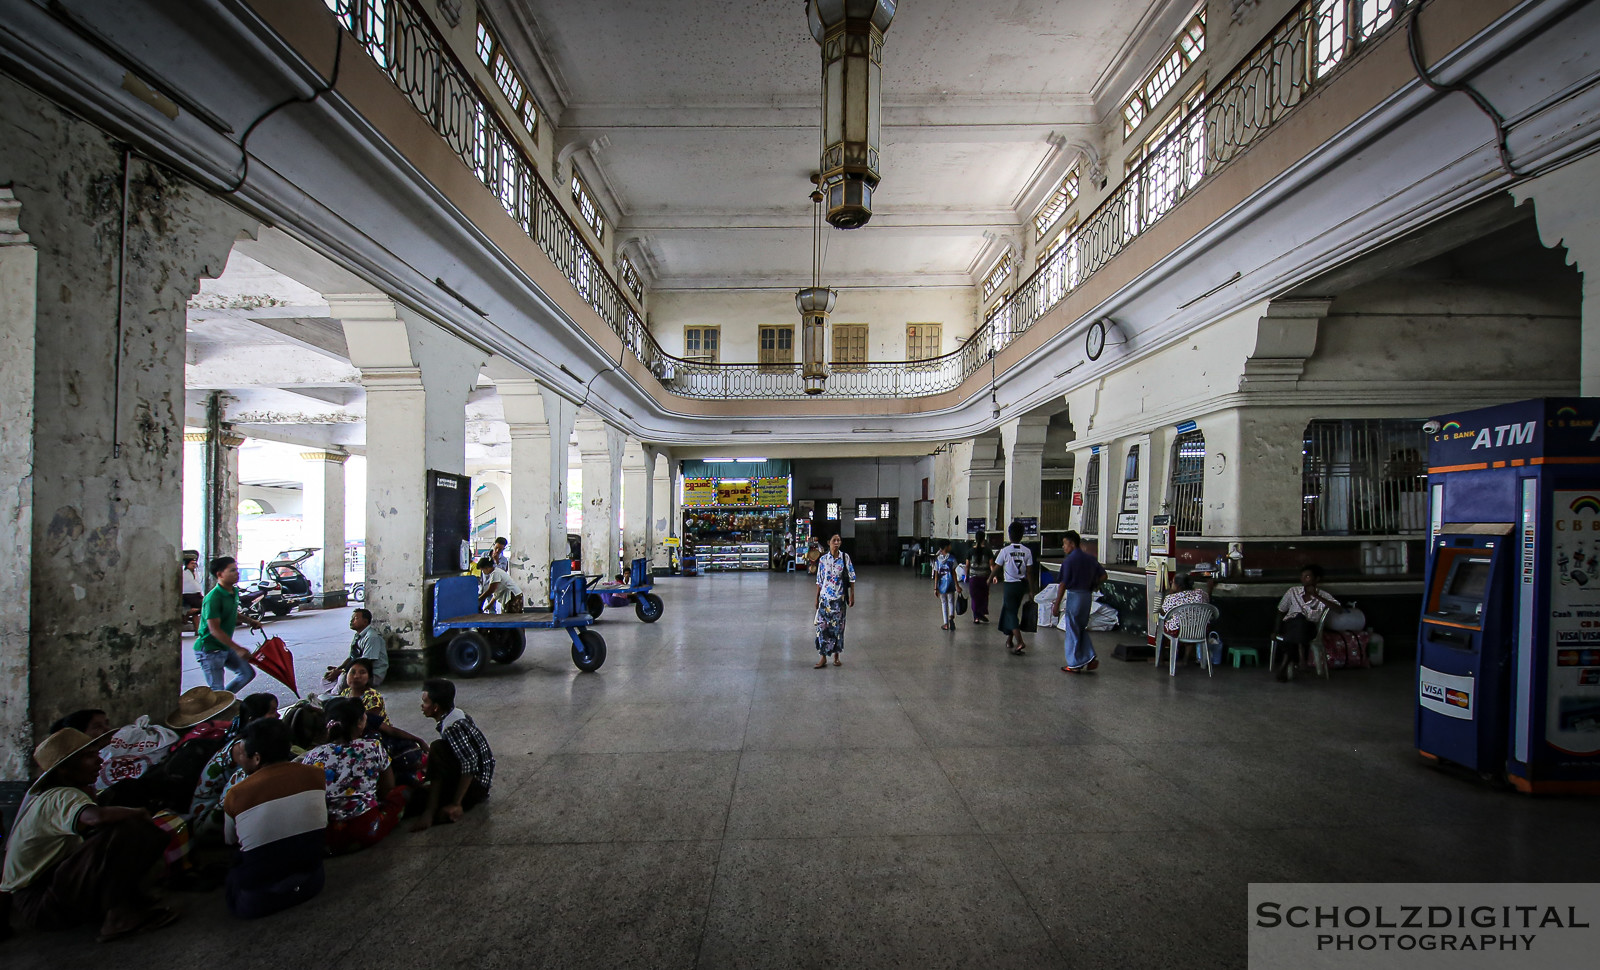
[571,173,604,242]
[832,324,869,367]
[981,251,1013,302]
[683,326,719,364]
[1122,10,1205,140]
[475,15,539,140]
[759,325,795,367]
[1033,166,1080,240]
[906,323,942,361]
[619,255,644,303]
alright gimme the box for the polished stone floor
[12,568,1598,969]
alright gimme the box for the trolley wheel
[585,594,605,619]
[445,631,490,676]
[572,629,607,672]
[488,628,526,664]
[635,593,664,623]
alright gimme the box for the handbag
[1020,600,1039,633]
[956,594,968,616]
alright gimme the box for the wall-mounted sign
[662,536,681,548]
[966,517,987,535]
[1072,492,1084,507]
[1122,480,1141,513]
[1115,512,1140,536]
[1014,516,1038,538]
[683,479,715,507]
[716,480,753,506]
[755,477,790,506]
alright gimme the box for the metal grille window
[906,323,942,361]
[570,173,604,241]
[981,252,1014,302]
[1033,166,1081,239]
[1302,419,1429,535]
[618,255,643,303]
[1314,0,1405,78]
[471,13,538,138]
[1082,453,1101,536]
[1122,9,1206,139]
[1167,429,1206,536]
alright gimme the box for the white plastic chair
[1157,603,1220,677]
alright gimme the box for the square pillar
[1000,417,1050,531]
[2,78,255,749]
[650,448,673,572]
[622,438,653,568]
[575,415,624,579]
[500,378,577,607]
[300,450,349,607]
[336,295,483,675]
[0,187,36,778]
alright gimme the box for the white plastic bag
[1034,584,1061,629]
[97,715,178,789]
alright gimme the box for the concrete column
[1000,416,1050,532]
[650,448,673,572]
[499,378,577,607]
[575,415,624,578]
[0,186,37,777]
[300,450,349,607]
[188,424,244,571]
[967,435,1002,539]
[2,74,256,747]
[335,294,484,674]
[621,438,653,568]
[1512,152,1600,394]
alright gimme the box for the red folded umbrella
[250,634,298,695]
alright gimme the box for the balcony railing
[325,0,1414,401]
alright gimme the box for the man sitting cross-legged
[222,718,327,919]
[411,678,496,832]
[1,728,178,942]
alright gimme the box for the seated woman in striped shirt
[223,719,327,918]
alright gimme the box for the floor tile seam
[922,731,1074,967]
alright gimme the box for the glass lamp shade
[808,0,894,229]
[796,285,836,393]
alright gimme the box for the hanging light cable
[797,174,836,395]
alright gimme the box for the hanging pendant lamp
[807,0,896,229]
[797,177,836,395]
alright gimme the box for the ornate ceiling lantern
[807,0,896,229]
[797,178,836,394]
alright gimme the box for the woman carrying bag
[933,540,958,631]
[813,534,857,668]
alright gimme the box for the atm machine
[1146,515,1177,649]
[1416,398,1600,793]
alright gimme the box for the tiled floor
[12,568,1597,968]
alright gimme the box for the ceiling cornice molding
[559,101,1099,131]
[621,208,1018,231]
[481,0,574,119]
[651,274,980,291]
[1086,0,1200,116]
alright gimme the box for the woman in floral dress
[813,533,857,668]
[299,697,407,853]
[340,659,427,787]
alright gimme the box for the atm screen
[1436,556,1492,618]
[1447,558,1492,600]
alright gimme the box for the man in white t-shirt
[989,521,1036,654]
[476,557,524,613]
[1272,564,1339,682]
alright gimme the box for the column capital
[184,429,246,447]
[300,450,350,464]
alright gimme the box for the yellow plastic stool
[1228,646,1260,668]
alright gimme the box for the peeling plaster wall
[0,75,255,745]
[0,185,38,777]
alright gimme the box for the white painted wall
[649,287,979,362]
[791,456,932,537]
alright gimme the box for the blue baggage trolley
[431,560,606,674]
[582,556,665,622]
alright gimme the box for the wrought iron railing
[323,0,1413,401]
[323,0,650,355]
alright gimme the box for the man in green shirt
[195,556,259,693]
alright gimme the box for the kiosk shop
[1416,398,1600,793]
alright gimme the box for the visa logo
[1470,422,1536,450]
[1421,681,1445,702]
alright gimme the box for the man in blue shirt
[1053,531,1106,674]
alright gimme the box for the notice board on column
[426,470,472,576]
